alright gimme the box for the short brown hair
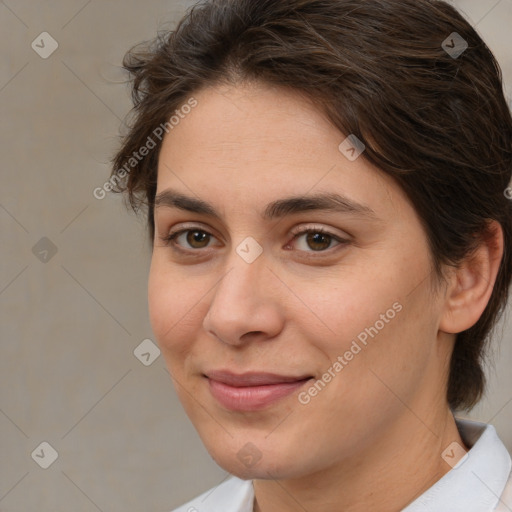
[111,0,512,411]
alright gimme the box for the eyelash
[159,225,349,257]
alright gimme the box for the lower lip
[207,378,311,411]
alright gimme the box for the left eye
[290,229,345,252]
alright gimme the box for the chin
[203,435,309,481]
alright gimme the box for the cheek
[320,285,439,423]
[291,266,400,346]
[302,257,435,375]
[148,257,196,352]
[147,260,170,342]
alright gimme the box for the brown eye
[305,232,332,251]
[185,230,210,248]
[291,228,346,253]
[161,228,215,250]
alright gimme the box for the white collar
[171,418,512,512]
[402,418,512,511]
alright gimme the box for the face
[149,81,451,480]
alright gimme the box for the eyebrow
[154,188,378,221]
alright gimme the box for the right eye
[160,227,220,252]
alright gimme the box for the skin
[148,80,503,512]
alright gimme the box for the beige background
[1,0,511,510]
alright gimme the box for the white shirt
[171,419,512,512]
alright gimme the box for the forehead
[156,82,410,220]
[160,82,337,166]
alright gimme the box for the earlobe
[439,221,504,335]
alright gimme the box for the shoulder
[403,419,512,511]
[169,476,254,512]
[494,470,512,511]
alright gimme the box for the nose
[202,250,284,347]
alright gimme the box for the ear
[439,220,504,334]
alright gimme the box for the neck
[253,407,466,512]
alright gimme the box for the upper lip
[205,370,312,387]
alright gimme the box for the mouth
[204,370,314,411]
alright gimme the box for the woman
[110,0,512,510]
